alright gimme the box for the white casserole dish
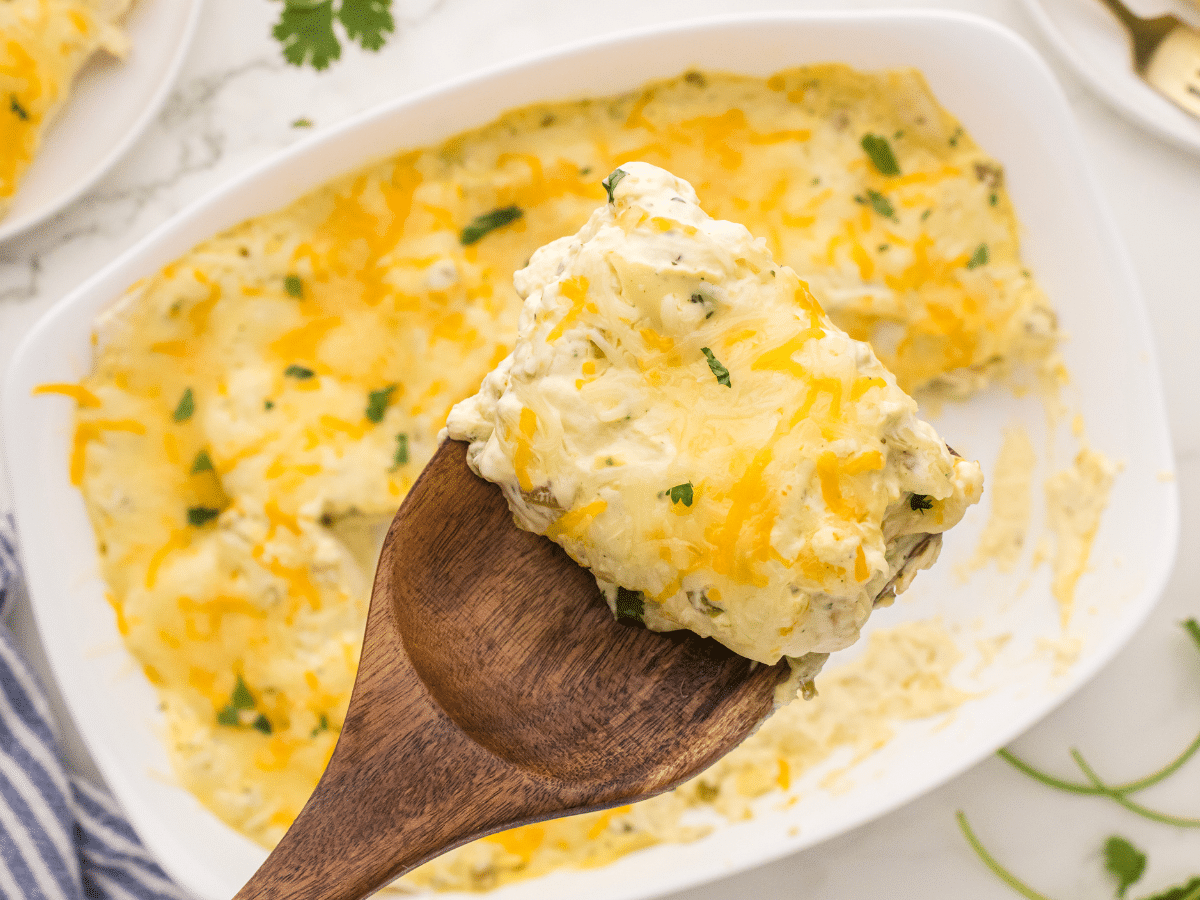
[1,11,1179,900]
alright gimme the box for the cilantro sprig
[701,347,731,388]
[272,0,395,71]
[668,482,694,507]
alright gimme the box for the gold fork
[1097,0,1200,119]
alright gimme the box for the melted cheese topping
[448,163,983,665]
[70,66,1046,855]
[0,0,131,215]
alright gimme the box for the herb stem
[956,812,1058,900]
[1071,750,1200,828]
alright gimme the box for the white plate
[1019,0,1200,155]
[1,11,1179,900]
[0,0,204,244]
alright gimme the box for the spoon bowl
[233,439,787,900]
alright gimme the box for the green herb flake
[365,384,396,423]
[615,586,644,623]
[10,95,28,121]
[190,449,213,474]
[311,712,330,737]
[989,192,999,207]
[949,126,964,148]
[392,433,409,468]
[284,274,304,298]
[272,0,395,71]
[967,244,990,269]
[865,188,897,221]
[252,714,273,735]
[695,782,719,801]
[1184,617,1200,652]
[701,347,732,388]
[187,506,220,527]
[285,364,315,379]
[909,494,934,512]
[216,705,240,727]
[860,133,900,176]
[292,117,313,128]
[264,399,275,411]
[1104,836,1146,898]
[230,674,256,710]
[668,482,694,507]
[602,167,628,203]
[173,387,195,422]
[460,206,523,245]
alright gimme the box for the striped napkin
[0,511,190,900]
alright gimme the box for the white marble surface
[2,0,1199,896]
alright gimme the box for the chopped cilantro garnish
[365,384,396,423]
[264,399,275,411]
[292,117,313,128]
[460,206,523,245]
[602,167,627,203]
[284,274,304,298]
[216,706,240,727]
[187,506,221,527]
[949,126,963,148]
[860,133,900,176]
[989,192,998,207]
[668,482,694,506]
[392,433,409,467]
[864,188,897,221]
[190,449,213,474]
[615,587,644,623]
[252,714,272,735]
[311,712,330,737]
[285,364,315,379]
[172,388,195,422]
[701,347,732,388]
[967,244,990,269]
[271,0,395,71]
[909,494,933,512]
[230,674,255,709]
[10,95,28,121]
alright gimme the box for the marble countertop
[2,0,1198,897]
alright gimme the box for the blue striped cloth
[0,511,191,900]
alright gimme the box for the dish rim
[1017,0,1200,156]
[2,8,1180,900]
[0,0,206,244]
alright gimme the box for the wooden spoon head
[385,439,787,793]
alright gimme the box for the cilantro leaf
[1105,836,1146,898]
[602,167,627,203]
[311,712,330,737]
[967,244,990,269]
[284,274,304,298]
[861,134,900,176]
[190,449,213,474]
[1184,617,1200,652]
[10,95,28,121]
[173,388,195,422]
[668,482,694,506]
[252,713,273,735]
[392,433,409,468]
[216,705,240,727]
[615,587,644,623]
[701,347,732,388]
[460,206,523,245]
[187,506,220,527]
[366,385,396,423]
[337,0,394,52]
[230,674,256,710]
[285,364,315,379]
[1139,876,1200,900]
[273,1,341,71]
[292,117,313,128]
[864,188,897,221]
[910,493,933,512]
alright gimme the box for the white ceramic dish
[1019,0,1200,155]
[1,11,1179,900]
[0,0,204,244]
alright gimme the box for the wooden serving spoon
[233,439,787,900]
